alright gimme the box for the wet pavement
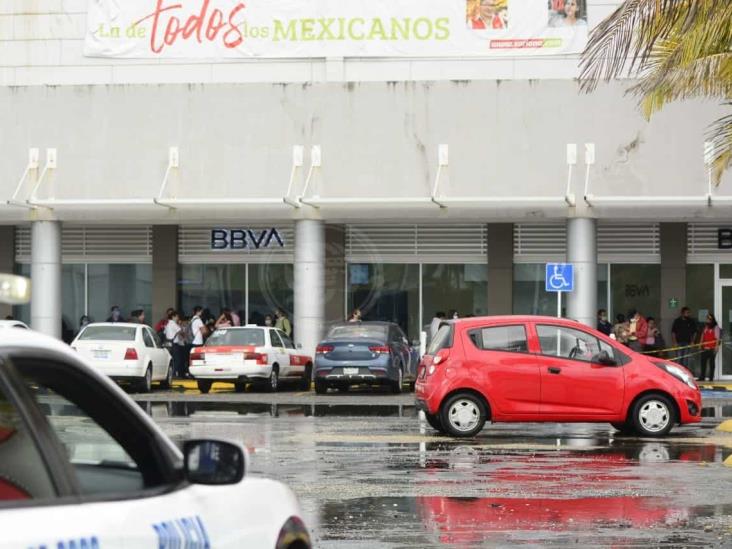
[137,392,732,548]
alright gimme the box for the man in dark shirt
[672,307,698,369]
[597,309,612,336]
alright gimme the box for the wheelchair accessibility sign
[546,263,574,293]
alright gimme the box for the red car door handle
[548,367,562,375]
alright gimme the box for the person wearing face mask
[597,309,612,336]
[626,309,648,353]
[106,306,123,323]
[263,314,274,327]
[78,315,91,335]
[699,314,722,382]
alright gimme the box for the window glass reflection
[347,264,419,340]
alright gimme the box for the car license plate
[93,351,110,360]
[344,367,359,375]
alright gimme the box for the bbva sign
[211,228,285,251]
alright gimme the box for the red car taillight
[124,348,138,361]
[190,349,205,361]
[369,345,390,354]
[316,345,334,354]
[245,352,268,365]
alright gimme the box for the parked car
[0,320,29,329]
[189,326,313,394]
[314,321,418,394]
[71,323,172,392]
[416,316,701,438]
[0,328,311,548]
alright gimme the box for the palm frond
[580,0,695,91]
[708,111,732,186]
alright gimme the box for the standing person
[613,314,629,344]
[671,307,698,370]
[430,311,446,340]
[129,309,146,325]
[627,309,648,352]
[155,308,174,335]
[450,310,460,320]
[165,310,186,378]
[215,310,233,329]
[263,314,274,327]
[644,317,665,354]
[106,306,123,323]
[347,309,362,322]
[190,306,206,348]
[78,315,91,335]
[275,308,292,337]
[229,308,241,327]
[699,313,722,382]
[597,309,612,336]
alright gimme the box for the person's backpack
[183,320,195,344]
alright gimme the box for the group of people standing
[597,306,722,381]
[154,306,292,378]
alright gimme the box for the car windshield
[206,328,265,347]
[77,326,136,341]
[327,324,388,340]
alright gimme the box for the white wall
[0,79,729,225]
[0,0,621,86]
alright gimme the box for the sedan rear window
[206,329,265,347]
[78,326,136,341]
[327,325,388,340]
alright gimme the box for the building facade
[2,1,732,377]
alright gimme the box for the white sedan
[190,327,313,394]
[71,323,173,392]
[0,329,311,548]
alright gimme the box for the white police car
[0,329,311,549]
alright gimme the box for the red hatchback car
[415,316,702,438]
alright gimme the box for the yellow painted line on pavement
[717,420,732,433]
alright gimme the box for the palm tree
[580,1,732,183]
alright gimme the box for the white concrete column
[294,219,325,357]
[566,218,597,328]
[31,220,62,338]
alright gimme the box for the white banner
[84,0,588,59]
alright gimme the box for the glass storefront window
[347,264,419,340]
[249,264,293,326]
[686,265,714,324]
[62,265,86,341]
[513,264,559,316]
[87,264,152,326]
[720,265,732,279]
[514,264,609,319]
[611,264,661,321]
[178,265,246,321]
[422,264,487,329]
[14,263,151,342]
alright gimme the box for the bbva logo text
[211,228,285,251]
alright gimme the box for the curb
[699,384,732,392]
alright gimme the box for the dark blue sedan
[314,322,417,394]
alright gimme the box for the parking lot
[134,387,732,547]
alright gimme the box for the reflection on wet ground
[136,400,417,419]
[146,402,732,547]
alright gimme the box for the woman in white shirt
[165,311,185,378]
